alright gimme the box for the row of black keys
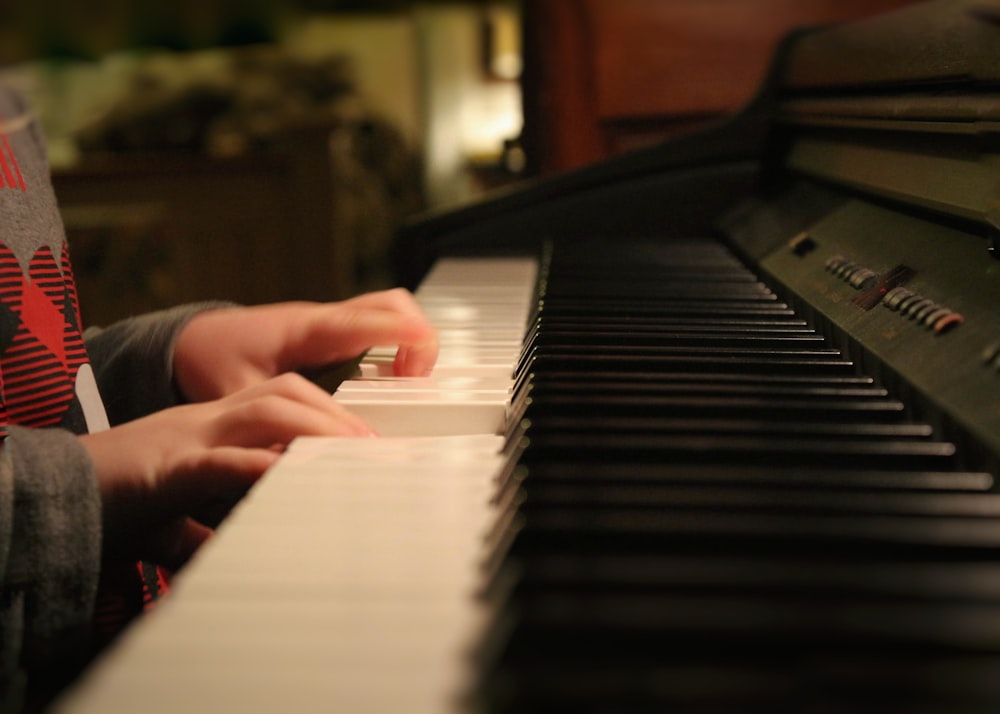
[468,238,1000,713]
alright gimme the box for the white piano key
[335,375,512,393]
[284,432,505,459]
[366,344,521,361]
[416,286,535,301]
[414,306,531,324]
[334,396,508,436]
[435,325,529,340]
[420,256,537,285]
[357,361,515,378]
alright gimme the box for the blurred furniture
[520,0,921,175]
[53,128,357,327]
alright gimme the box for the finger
[221,374,377,435]
[148,517,214,572]
[340,288,426,319]
[393,341,438,377]
[223,372,338,409]
[320,305,437,354]
[172,444,283,494]
[291,307,439,376]
[161,445,291,531]
[348,291,440,376]
[219,392,377,444]
[158,444,280,521]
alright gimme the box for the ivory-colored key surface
[56,257,538,713]
[345,256,537,435]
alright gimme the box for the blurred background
[0,0,916,327]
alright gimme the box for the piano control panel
[753,197,1000,464]
[820,254,964,331]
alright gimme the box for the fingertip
[343,411,378,437]
[393,340,439,377]
[348,413,379,438]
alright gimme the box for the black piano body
[396,0,1000,710]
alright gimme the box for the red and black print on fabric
[0,136,88,439]
[0,242,88,438]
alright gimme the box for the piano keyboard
[57,257,539,713]
[60,238,1000,712]
[475,238,1000,711]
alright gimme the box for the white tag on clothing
[76,363,110,433]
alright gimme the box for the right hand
[79,373,373,571]
[173,290,440,403]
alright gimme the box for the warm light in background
[0,2,525,209]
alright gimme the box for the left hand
[82,373,378,569]
[173,289,439,403]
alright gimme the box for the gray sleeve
[84,302,233,426]
[0,426,101,712]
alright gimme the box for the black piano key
[498,553,1000,601]
[497,590,1000,648]
[521,328,830,349]
[519,370,878,387]
[518,351,859,376]
[515,415,929,439]
[508,369,882,406]
[518,485,1000,518]
[517,375,892,400]
[514,435,955,470]
[514,337,843,376]
[523,344,844,359]
[500,461,994,492]
[532,315,813,330]
[516,393,910,422]
[534,299,798,318]
[501,506,1000,555]
[540,284,781,301]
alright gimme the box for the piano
[58,0,1000,711]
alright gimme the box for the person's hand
[173,289,439,403]
[79,373,374,570]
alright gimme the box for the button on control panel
[881,286,964,334]
[823,254,964,334]
[982,341,1000,371]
